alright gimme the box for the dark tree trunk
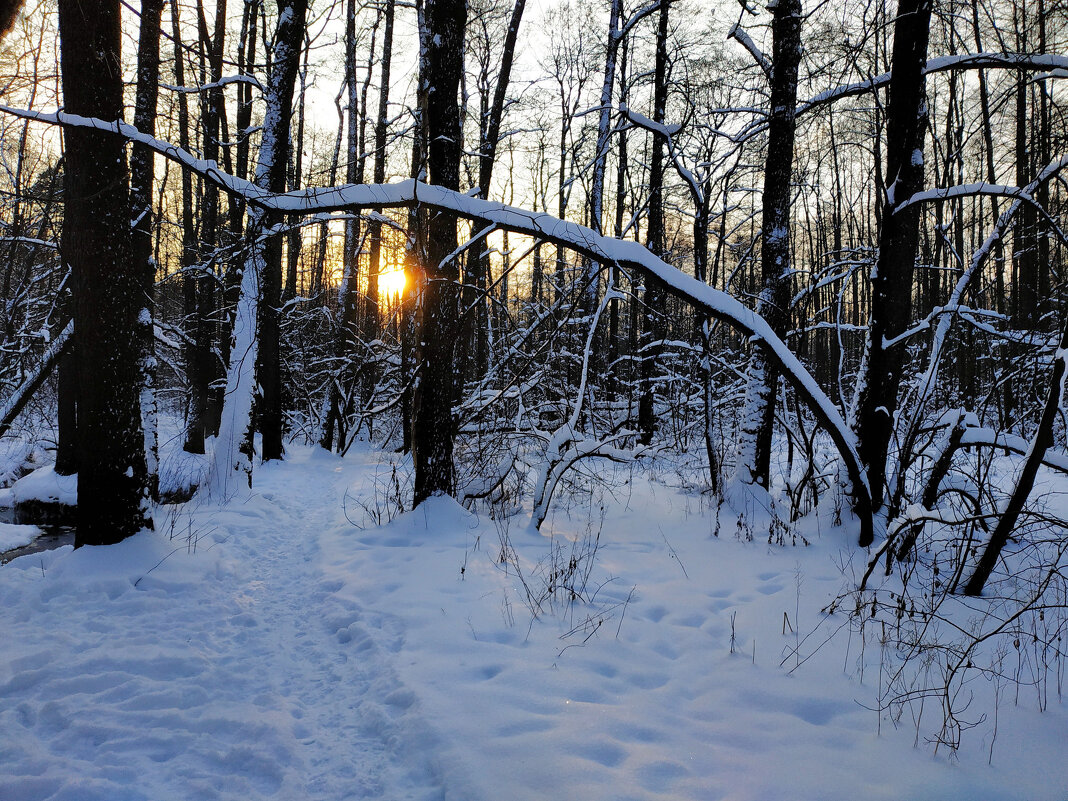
[256,0,308,463]
[412,0,466,504]
[637,0,670,446]
[59,0,150,545]
[131,0,164,501]
[607,31,629,402]
[231,0,259,230]
[852,0,932,521]
[55,342,78,475]
[364,0,396,394]
[320,0,364,452]
[734,0,802,488]
[200,0,228,436]
[1012,68,1038,329]
[173,0,208,455]
[284,34,310,303]
[400,51,428,456]
[466,0,525,375]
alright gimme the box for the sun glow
[378,267,407,300]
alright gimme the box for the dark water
[0,527,76,564]
[0,506,76,565]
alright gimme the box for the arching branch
[3,106,875,546]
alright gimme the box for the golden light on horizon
[378,266,406,300]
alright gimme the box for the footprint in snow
[644,605,668,623]
[636,759,689,791]
[574,739,627,768]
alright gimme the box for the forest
[0,0,1067,796]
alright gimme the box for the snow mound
[10,466,76,506]
[0,522,41,551]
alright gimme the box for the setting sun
[378,267,406,299]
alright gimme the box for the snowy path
[2,445,1067,801]
[0,447,443,801]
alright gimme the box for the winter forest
[0,0,1067,796]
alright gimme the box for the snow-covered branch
[0,320,73,439]
[160,74,264,95]
[616,0,664,41]
[797,53,1068,120]
[727,23,772,82]
[2,104,875,545]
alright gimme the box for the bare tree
[733,0,803,490]
[58,0,150,544]
[412,0,466,503]
[852,0,933,522]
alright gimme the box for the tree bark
[131,0,164,501]
[364,0,396,396]
[59,0,150,545]
[734,0,802,488]
[208,0,307,495]
[320,0,366,451]
[852,0,932,519]
[412,0,466,504]
[199,0,228,436]
[173,0,209,455]
[466,0,525,375]
[637,0,670,446]
[256,0,307,463]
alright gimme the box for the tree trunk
[852,0,932,519]
[208,0,307,495]
[466,0,525,376]
[59,0,150,545]
[131,0,164,501]
[364,0,396,399]
[637,0,670,446]
[174,0,208,455]
[734,0,802,488]
[199,0,228,436]
[320,0,365,451]
[256,0,307,463]
[412,0,466,504]
[284,32,309,303]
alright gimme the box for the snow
[2,444,1065,800]
[795,52,1068,121]
[10,465,77,506]
[0,522,41,551]
[619,102,683,138]
[727,22,773,80]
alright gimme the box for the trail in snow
[0,447,443,801]
[2,444,1067,801]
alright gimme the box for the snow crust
[2,445,1065,800]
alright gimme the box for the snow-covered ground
[1,444,1066,800]
[0,522,41,551]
